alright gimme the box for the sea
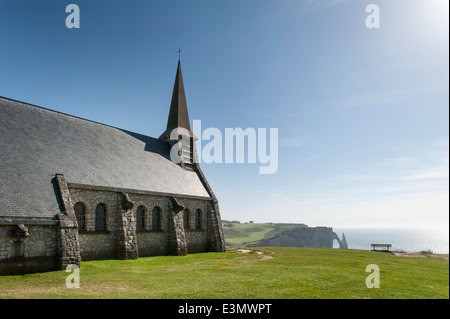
[332,227,449,254]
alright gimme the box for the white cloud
[280,131,313,148]
[334,89,413,108]
[304,151,326,162]
[281,136,306,148]
[406,169,449,181]
[336,140,449,183]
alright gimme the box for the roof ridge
[0,95,154,138]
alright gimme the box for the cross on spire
[177,48,182,60]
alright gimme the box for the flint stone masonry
[206,200,226,253]
[0,183,220,274]
[0,224,58,274]
[136,231,166,256]
[55,175,82,269]
[69,188,117,260]
[116,192,138,260]
[185,229,207,254]
[68,187,213,260]
[0,182,222,275]
[0,225,58,259]
[167,197,187,256]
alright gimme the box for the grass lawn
[222,223,298,247]
[223,223,274,247]
[0,247,448,299]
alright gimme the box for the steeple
[160,59,197,169]
[160,60,195,140]
[167,60,191,132]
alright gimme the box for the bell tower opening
[159,58,198,170]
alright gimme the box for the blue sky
[1,0,448,230]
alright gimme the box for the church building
[0,60,226,275]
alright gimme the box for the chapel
[0,60,226,275]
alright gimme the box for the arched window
[136,205,147,231]
[74,202,87,231]
[152,206,162,230]
[11,241,24,258]
[195,209,202,230]
[184,208,191,230]
[95,203,107,231]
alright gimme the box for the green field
[0,247,448,299]
[222,222,301,247]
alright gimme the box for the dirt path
[233,249,274,263]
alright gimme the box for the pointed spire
[166,60,191,132]
[159,59,196,144]
[159,58,198,169]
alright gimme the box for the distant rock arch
[332,232,348,249]
[255,226,349,249]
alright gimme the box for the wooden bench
[371,244,392,251]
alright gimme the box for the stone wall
[116,192,138,259]
[55,174,81,270]
[193,164,226,253]
[185,230,207,254]
[0,186,218,275]
[0,225,58,259]
[0,223,59,275]
[78,233,116,260]
[136,231,167,256]
[69,188,117,260]
[69,187,212,259]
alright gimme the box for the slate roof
[0,96,211,220]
